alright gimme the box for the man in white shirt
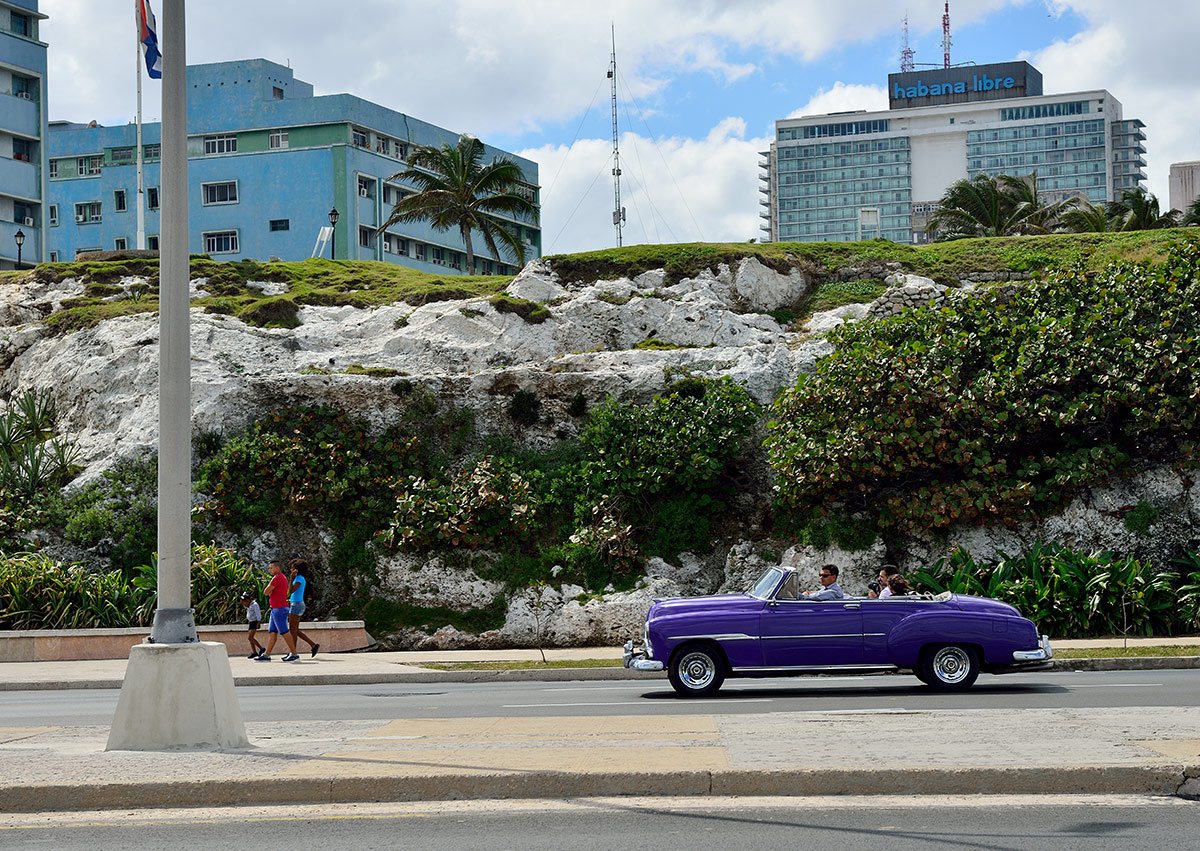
[878,564,901,598]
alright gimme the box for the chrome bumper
[623,639,665,672]
[1012,634,1054,663]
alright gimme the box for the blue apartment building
[48,59,541,274]
[0,0,47,269]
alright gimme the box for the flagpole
[135,0,146,250]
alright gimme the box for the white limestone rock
[377,552,504,611]
[505,260,568,303]
[246,280,289,297]
[781,537,887,597]
[803,302,870,334]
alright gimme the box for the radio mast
[608,25,625,247]
[942,1,952,68]
[900,15,915,72]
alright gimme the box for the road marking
[502,699,774,708]
[1070,683,1162,688]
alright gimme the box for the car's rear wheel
[919,644,980,691]
[667,644,725,697]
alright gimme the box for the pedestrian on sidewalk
[255,560,298,662]
[287,558,319,659]
[242,591,264,659]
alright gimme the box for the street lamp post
[328,206,340,259]
[13,229,24,269]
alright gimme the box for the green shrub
[133,544,260,626]
[379,456,538,551]
[509,390,541,426]
[361,595,507,636]
[0,553,142,629]
[490,294,550,323]
[768,241,1200,532]
[56,456,158,572]
[1123,501,1159,536]
[805,279,886,314]
[909,542,1177,638]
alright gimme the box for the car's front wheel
[919,644,980,691]
[667,644,725,697]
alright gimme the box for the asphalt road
[1,796,1197,851]
[0,668,1192,725]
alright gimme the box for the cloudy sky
[41,0,1199,255]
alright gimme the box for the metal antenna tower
[900,15,915,72]
[608,24,625,247]
[942,1,952,68]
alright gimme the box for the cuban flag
[137,0,162,79]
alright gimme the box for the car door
[759,598,865,668]
[860,598,925,664]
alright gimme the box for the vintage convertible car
[623,566,1053,696]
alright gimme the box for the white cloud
[787,82,890,119]
[1028,0,1200,204]
[522,118,770,255]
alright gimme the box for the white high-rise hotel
[760,61,1146,244]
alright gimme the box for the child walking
[242,591,264,659]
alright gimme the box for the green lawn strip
[545,230,1189,286]
[27,256,513,333]
[1054,645,1200,659]
[415,658,623,671]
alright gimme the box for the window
[14,201,32,224]
[147,235,160,250]
[75,201,102,223]
[357,176,374,198]
[110,147,134,165]
[272,86,284,100]
[11,11,30,37]
[12,138,32,162]
[431,247,445,265]
[268,129,289,150]
[202,181,238,205]
[352,128,368,147]
[414,242,426,262]
[269,219,290,232]
[114,190,127,212]
[358,227,374,248]
[77,156,102,176]
[49,251,58,262]
[115,238,128,251]
[48,204,58,226]
[143,144,160,160]
[375,136,390,156]
[204,230,239,254]
[48,159,58,178]
[203,134,237,155]
[147,187,159,210]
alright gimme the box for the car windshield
[747,567,784,599]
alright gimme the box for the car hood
[649,594,759,618]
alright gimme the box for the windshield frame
[747,567,785,600]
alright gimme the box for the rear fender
[887,611,1034,668]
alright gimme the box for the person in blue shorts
[287,558,319,659]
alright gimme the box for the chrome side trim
[863,633,887,637]
[732,664,900,673]
[666,633,756,642]
[761,633,862,640]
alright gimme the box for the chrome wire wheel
[678,651,717,691]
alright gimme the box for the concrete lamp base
[107,641,249,751]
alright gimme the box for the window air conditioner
[359,187,369,197]
[75,213,86,223]
[23,217,33,226]
[15,91,32,100]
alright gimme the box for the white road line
[1070,683,1162,688]
[502,699,775,708]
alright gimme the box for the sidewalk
[1,638,1199,691]
[1,705,1198,812]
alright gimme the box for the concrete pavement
[0,702,1198,812]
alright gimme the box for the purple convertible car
[623,566,1053,697]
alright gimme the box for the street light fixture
[328,207,340,259]
[13,228,24,269]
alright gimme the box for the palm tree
[926,172,1063,240]
[1109,187,1180,231]
[381,134,538,273]
[1179,196,1200,227]
[1058,197,1114,233]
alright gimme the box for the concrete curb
[4,656,1200,691]
[1,764,1196,813]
